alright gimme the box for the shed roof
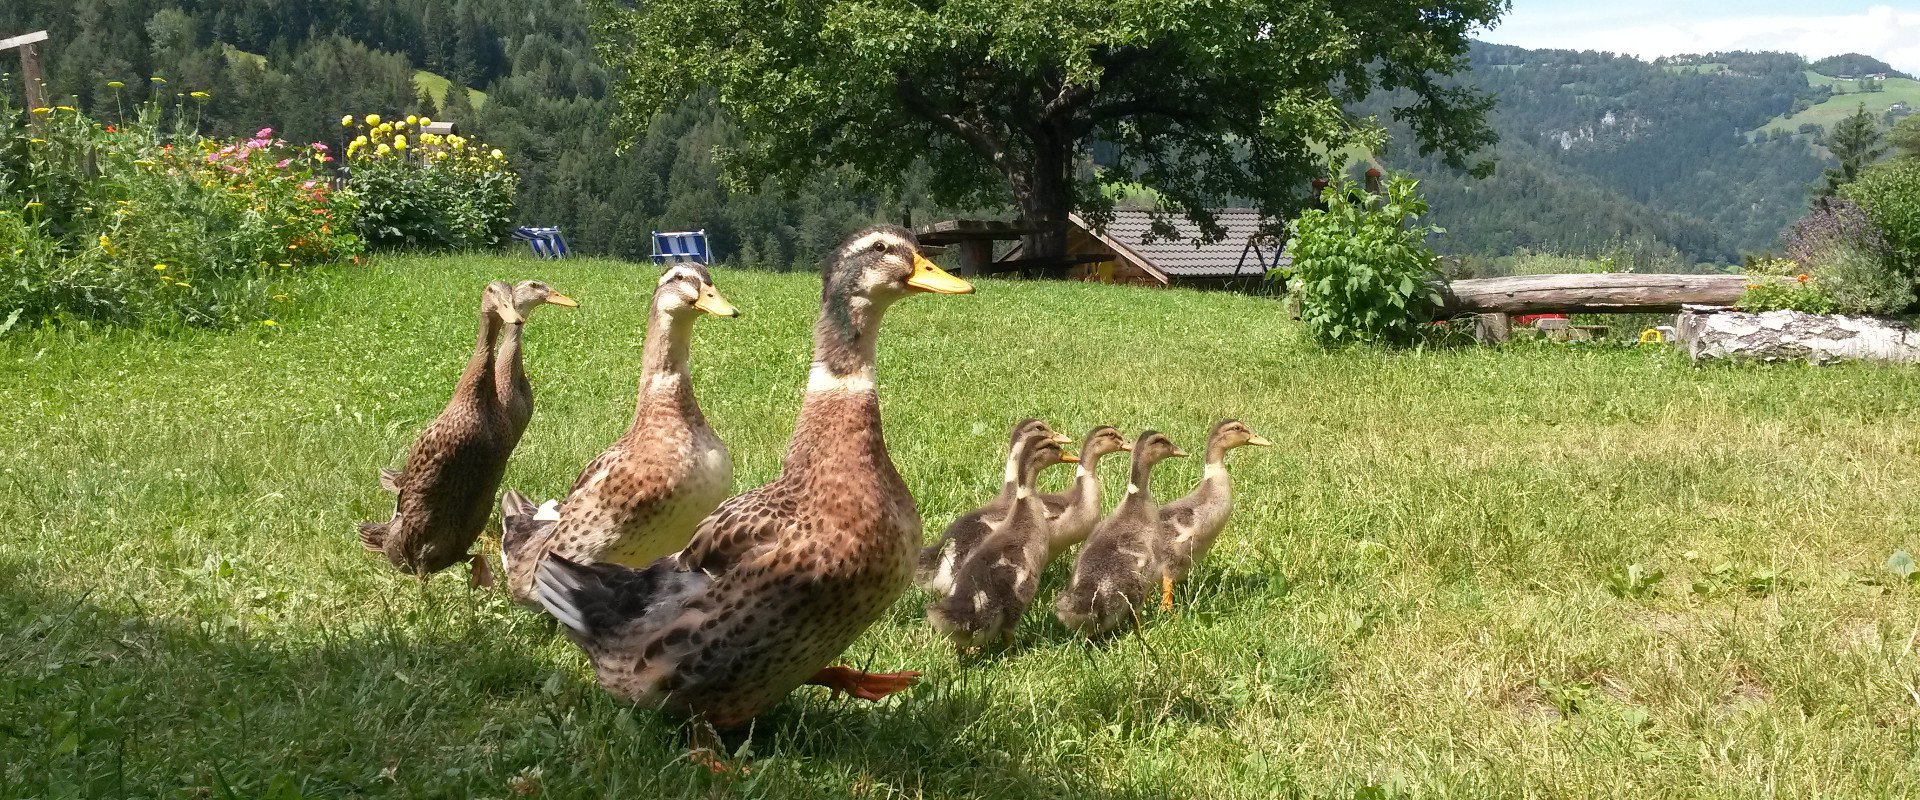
[1078,209,1288,280]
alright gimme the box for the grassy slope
[5,255,1920,798]
[411,70,489,112]
[1760,73,1920,134]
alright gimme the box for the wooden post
[955,239,991,277]
[1,31,51,117]
[1474,312,1511,345]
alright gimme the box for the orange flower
[1796,273,1810,283]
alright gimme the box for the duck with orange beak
[531,226,971,768]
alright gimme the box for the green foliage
[341,114,517,251]
[1822,105,1888,196]
[1738,259,1836,314]
[1891,117,1920,161]
[1605,563,1665,599]
[1841,159,1920,283]
[1288,176,1443,346]
[0,92,358,329]
[591,0,1502,248]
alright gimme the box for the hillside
[1759,75,1920,136]
[7,255,1920,796]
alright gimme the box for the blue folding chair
[651,230,711,265]
[513,226,570,259]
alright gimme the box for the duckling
[1053,431,1187,637]
[926,438,1078,651]
[1038,426,1133,558]
[1156,420,1272,609]
[359,280,574,584]
[502,265,736,604]
[916,419,1070,598]
[533,226,972,747]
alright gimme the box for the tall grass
[4,255,1920,798]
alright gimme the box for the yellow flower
[365,114,382,126]
[149,76,166,84]
[56,106,76,112]
[153,264,168,271]
[341,115,354,128]
[107,80,126,89]
[30,107,50,115]
[406,115,418,126]
[175,281,192,288]
[188,92,208,99]
[419,117,433,127]
[393,135,407,150]
[376,144,392,155]
[433,151,447,161]
[261,320,278,327]
[490,149,504,160]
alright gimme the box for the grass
[412,71,489,112]
[6,254,1920,798]
[1759,73,1920,135]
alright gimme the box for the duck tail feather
[534,554,706,640]
[357,521,388,552]
[379,468,404,493]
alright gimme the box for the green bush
[1284,175,1444,346]
[1738,258,1837,314]
[1,90,360,329]
[342,114,518,251]
[1841,159,1920,287]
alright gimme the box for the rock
[1678,309,1920,365]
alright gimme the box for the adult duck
[502,265,737,604]
[534,226,972,751]
[360,280,574,584]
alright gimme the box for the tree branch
[896,74,1011,170]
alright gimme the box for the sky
[1481,1,1920,75]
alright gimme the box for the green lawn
[5,254,1920,798]
[1759,73,1920,135]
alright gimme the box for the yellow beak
[1247,434,1274,447]
[1169,448,1190,458]
[1051,433,1074,445]
[693,285,739,318]
[544,292,578,308]
[1120,441,1134,451]
[1059,452,1081,464]
[904,253,974,295]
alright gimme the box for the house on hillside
[999,208,1289,290]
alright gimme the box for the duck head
[1080,426,1133,461]
[812,226,972,382]
[1207,419,1273,452]
[510,280,578,322]
[654,264,737,319]
[1130,430,1189,469]
[482,281,522,325]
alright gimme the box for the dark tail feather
[357,521,388,552]
[534,553,706,640]
[500,489,555,576]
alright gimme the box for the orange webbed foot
[808,665,922,702]
[689,724,748,775]
[1160,574,1175,612]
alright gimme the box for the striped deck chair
[651,230,710,265]
[512,226,570,259]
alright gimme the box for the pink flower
[276,158,292,168]
[206,152,221,163]
[318,155,332,163]
[309,142,328,152]
[255,127,273,138]
[300,180,317,190]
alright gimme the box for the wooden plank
[1440,273,1784,315]
[0,30,49,52]
[915,218,1046,245]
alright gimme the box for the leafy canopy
[590,0,1504,239]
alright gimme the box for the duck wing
[674,482,797,575]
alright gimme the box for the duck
[915,419,1070,598]
[360,279,575,585]
[532,226,973,751]
[1155,420,1272,609]
[1039,426,1133,558]
[1053,431,1187,637]
[926,436,1076,651]
[502,265,737,604]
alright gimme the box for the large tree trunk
[1678,309,1920,365]
[1440,274,1774,315]
[1013,136,1073,262]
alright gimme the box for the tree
[1891,116,1920,161]
[1823,103,1886,195]
[589,0,1505,259]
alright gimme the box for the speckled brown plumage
[926,439,1073,650]
[915,419,1063,598]
[535,226,972,730]
[358,280,573,579]
[1054,431,1187,637]
[1157,420,1271,588]
[503,266,734,603]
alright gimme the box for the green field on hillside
[1760,73,1920,135]
[6,255,1920,798]
[412,70,489,112]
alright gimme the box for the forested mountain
[1371,45,1834,271]
[0,3,1870,270]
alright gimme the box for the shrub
[342,114,517,251]
[1841,159,1920,287]
[1739,258,1836,314]
[1777,198,1911,315]
[1,90,359,329]
[1285,175,1444,346]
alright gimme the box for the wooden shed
[1000,209,1288,289]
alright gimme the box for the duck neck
[458,310,504,403]
[631,306,699,427]
[785,294,890,474]
[1061,441,1112,507]
[493,320,529,410]
[1121,456,1160,512]
[1200,440,1234,489]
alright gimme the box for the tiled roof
[1088,209,1289,279]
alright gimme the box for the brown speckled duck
[1053,431,1186,637]
[926,437,1076,651]
[501,265,737,604]
[915,419,1070,598]
[533,226,972,747]
[1156,420,1271,609]
[360,280,575,584]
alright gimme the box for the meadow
[5,254,1920,799]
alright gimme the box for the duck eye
[872,240,888,253]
